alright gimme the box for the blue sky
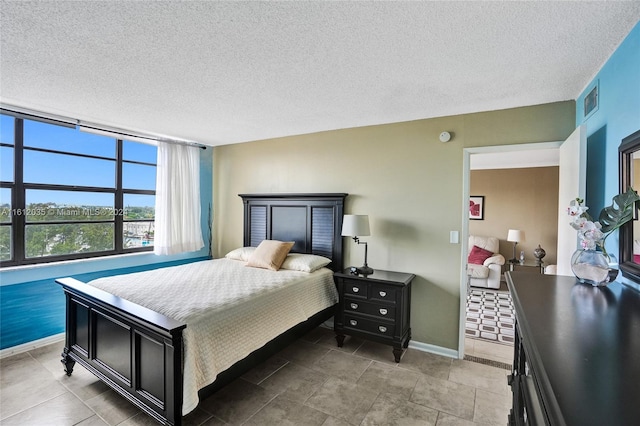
[0,114,156,207]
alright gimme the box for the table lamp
[507,229,524,264]
[341,214,373,275]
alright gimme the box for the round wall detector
[439,131,452,143]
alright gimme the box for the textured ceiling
[1,2,639,146]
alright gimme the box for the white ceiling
[1,2,639,147]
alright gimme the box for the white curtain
[154,142,204,255]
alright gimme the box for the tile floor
[0,326,511,425]
[464,338,513,366]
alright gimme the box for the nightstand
[333,268,414,362]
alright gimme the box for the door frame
[458,141,563,358]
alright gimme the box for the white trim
[0,103,76,126]
[408,339,459,359]
[1,251,151,274]
[0,333,64,359]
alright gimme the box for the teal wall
[0,149,213,349]
[576,21,640,265]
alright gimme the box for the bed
[56,193,347,426]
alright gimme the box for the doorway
[459,142,562,361]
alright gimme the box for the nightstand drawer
[342,280,368,299]
[345,299,396,319]
[369,285,397,303]
[344,314,395,337]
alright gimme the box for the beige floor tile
[1,352,48,387]
[473,388,511,425]
[59,366,111,402]
[316,332,365,355]
[118,411,165,426]
[464,337,476,355]
[0,361,68,420]
[353,340,402,365]
[312,349,372,382]
[278,340,332,368]
[197,378,277,424]
[259,361,330,403]
[305,377,379,425]
[301,325,335,344]
[84,389,141,425]
[180,406,216,426]
[436,412,479,425]
[75,415,110,425]
[356,361,419,399]
[321,415,353,426]
[449,360,509,395]
[241,355,289,384]
[198,416,227,426]
[472,340,513,363]
[397,348,452,380]
[245,395,328,425]
[1,392,95,425]
[410,375,476,421]
[27,340,66,375]
[361,393,439,426]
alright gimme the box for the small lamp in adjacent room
[341,214,374,275]
[507,229,524,264]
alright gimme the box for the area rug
[465,288,515,345]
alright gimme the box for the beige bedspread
[88,258,338,414]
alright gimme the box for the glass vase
[570,249,614,286]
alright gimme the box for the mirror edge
[619,129,640,283]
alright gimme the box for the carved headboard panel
[239,193,348,272]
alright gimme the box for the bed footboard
[56,277,187,426]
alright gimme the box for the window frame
[0,113,156,267]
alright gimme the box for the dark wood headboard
[239,193,348,272]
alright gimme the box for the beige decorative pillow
[246,240,295,271]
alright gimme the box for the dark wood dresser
[334,269,413,362]
[506,272,640,426]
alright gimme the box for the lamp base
[356,265,374,275]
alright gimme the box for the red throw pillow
[468,245,494,265]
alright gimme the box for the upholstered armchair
[467,235,506,289]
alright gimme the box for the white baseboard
[0,333,65,359]
[408,339,459,359]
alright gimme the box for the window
[0,112,157,266]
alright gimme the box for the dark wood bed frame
[56,193,347,426]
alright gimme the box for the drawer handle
[379,291,386,297]
[350,320,358,326]
[379,308,388,315]
[378,326,387,333]
[352,287,359,293]
[350,303,359,310]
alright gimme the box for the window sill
[0,252,153,273]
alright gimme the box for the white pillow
[280,253,332,273]
[224,246,256,261]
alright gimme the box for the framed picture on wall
[469,196,484,220]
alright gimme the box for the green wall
[213,101,575,351]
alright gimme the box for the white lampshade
[507,229,524,243]
[341,215,371,237]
